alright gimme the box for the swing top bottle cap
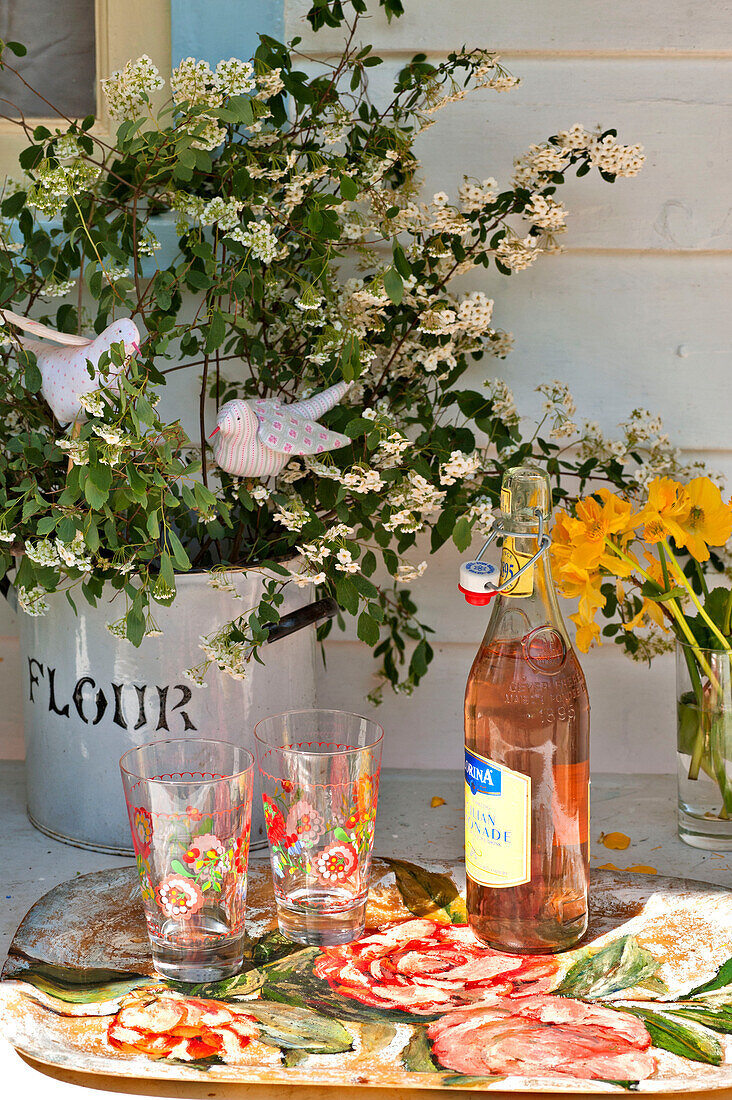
[459,560,498,605]
[501,464,552,522]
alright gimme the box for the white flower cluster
[524,193,567,231]
[251,484,270,503]
[385,472,446,532]
[56,438,89,464]
[466,498,496,536]
[102,55,165,121]
[342,466,385,494]
[200,627,249,681]
[537,380,577,440]
[289,569,326,587]
[28,160,100,217]
[41,277,76,299]
[230,220,281,263]
[440,450,482,486]
[458,176,498,213]
[495,234,541,271]
[103,263,130,284]
[171,57,255,108]
[396,560,427,583]
[17,586,49,617]
[374,431,410,469]
[514,125,645,188]
[335,548,359,573]
[207,570,242,596]
[137,227,161,255]
[273,502,309,531]
[484,378,519,426]
[78,389,105,416]
[0,525,14,543]
[456,291,494,335]
[255,68,285,101]
[26,532,92,572]
[53,135,82,160]
[170,191,243,235]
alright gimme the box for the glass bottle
[463,465,590,953]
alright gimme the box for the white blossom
[17,586,49,616]
[395,560,427,583]
[255,69,285,101]
[41,277,76,299]
[495,234,541,271]
[458,176,498,213]
[440,450,482,486]
[484,378,519,426]
[251,484,271,503]
[273,503,309,531]
[524,193,567,231]
[456,291,494,335]
[102,55,164,121]
[342,466,385,494]
[335,548,359,573]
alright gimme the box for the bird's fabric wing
[256,402,348,456]
[0,307,92,346]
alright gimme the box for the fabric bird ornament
[0,308,140,423]
[210,381,353,478]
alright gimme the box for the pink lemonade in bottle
[463,465,590,953]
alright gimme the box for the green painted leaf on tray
[669,1004,732,1034]
[249,930,309,968]
[17,967,151,1005]
[686,956,732,998]
[360,1020,397,1054]
[243,999,353,1053]
[402,1026,439,1072]
[555,936,664,999]
[383,858,467,925]
[167,966,265,1000]
[441,1075,505,1088]
[621,1007,723,1066]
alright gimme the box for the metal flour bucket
[19,571,330,853]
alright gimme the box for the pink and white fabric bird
[0,308,140,423]
[210,381,353,478]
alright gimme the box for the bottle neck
[486,520,570,645]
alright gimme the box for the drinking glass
[120,738,254,982]
[254,709,383,945]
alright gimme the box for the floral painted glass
[120,738,254,982]
[254,709,383,945]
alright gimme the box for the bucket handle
[265,596,339,645]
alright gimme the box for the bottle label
[464,748,531,888]
[500,486,512,514]
[499,537,534,597]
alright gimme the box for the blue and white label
[465,749,502,796]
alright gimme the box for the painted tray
[3,860,732,1093]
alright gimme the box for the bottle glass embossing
[464,466,590,953]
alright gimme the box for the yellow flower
[670,477,732,562]
[568,490,637,573]
[571,608,602,652]
[624,552,672,633]
[637,478,690,544]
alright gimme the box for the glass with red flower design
[254,709,383,945]
[120,738,254,982]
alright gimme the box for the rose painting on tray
[2,859,732,1092]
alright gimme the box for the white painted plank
[302,57,732,252]
[317,637,677,773]
[287,0,732,54]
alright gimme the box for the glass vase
[677,640,732,849]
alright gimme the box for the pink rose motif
[314,918,558,1015]
[108,990,259,1062]
[313,840,359,885]
[427,995,656,1081]
[318,432,327,440]
[267,434,277,444]
[284,443,293,453]
[273,420,282,429]
[155,874,204,921]
[285,799,324,842]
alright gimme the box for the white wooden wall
[1,2,730,772]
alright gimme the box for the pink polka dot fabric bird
[210,381,353,478]
[0,308,140,424]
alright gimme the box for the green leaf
[686,956,732,998]
[205,309,226,352]
[333,826,351,843]
[24,357,42,394]
[670,1004,732,1034]
[126,604,146,647]
[452,516,472,553]
[340,174,358,201]
[383,858,467,924]
[242,1000,353,1054]
[170,859,194,878]
[383,265,404,305]
[16,967,149,1004]
[555,935,663,999]
[357,610,380,646]
[401,1026,439,1072]
[622,1007,723,1065]
[168,529,191,571]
